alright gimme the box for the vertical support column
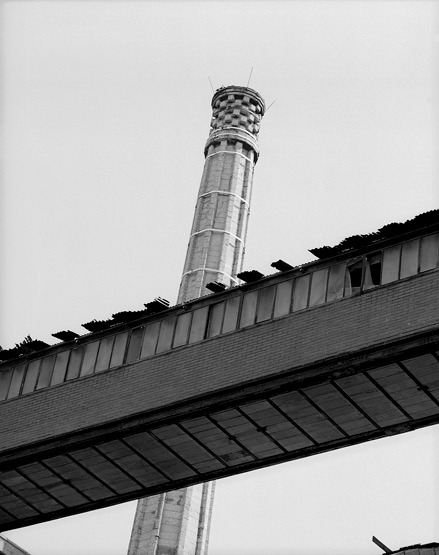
[127,85,265,555]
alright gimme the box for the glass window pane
[207,303,225,337]
[141,322,160,358]
[292,274,310,311]
[382,245,401,284]
[173,313,192,348]
[110,332,128,368]
[126,327,144,363]
[363,253,382,290]
[239,291,258,328]
[0,368,13,401]
[51,351,70,385]
[256,286,276,322]
[95,336,115,372]
[22,360,41,394]
[273,280,293,318]
[80,341,100,377]
[66,346,84,380]
[309,269,329,307]
[36,355,56,390]
[223,296,240,333]
[156,317,176,353]
[7,364,26,398]
[400,239,419,278]
[420,234,439,272]
[188,306,209,344]
[327,263,346,301]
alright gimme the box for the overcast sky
[1,1,438,554]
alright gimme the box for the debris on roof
[52,330,80,342]
[112,310,149,324]
[144,297,170,314]
[271,259,294,272]
[237,270,265,283]
[81,320,114,333]
[205,281,227,293]
[310,209,439,259]
[0,336,50,362]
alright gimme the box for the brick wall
[1,270,438,456]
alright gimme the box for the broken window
[363,252,382,290]
[126,327,145,363]
[345,258,363,296]
[207,302,226,337]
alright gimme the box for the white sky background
[0,1,438,554]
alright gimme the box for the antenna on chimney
[372,536,392,553]
[208,76,215,94]
[247,67,253,88]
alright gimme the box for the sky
[0,1,438,554]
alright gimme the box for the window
[22,359,41,394]
[126,327,144,363]
[309,269,329,307]
[256,286,276,322]
[420,233,439,272]
[400,239,419,279]
[156,317,176,353]
[292,274,310,312]
[110,332,128,367]
[222,297,240,333]
[173,313,192,348]
[188,306,209,344]
[80,341,100,377]
[51,351,70,385]
[273,280,293,318]
[36,355,55,389]
[239,291,258,328]
[327,263,346,301]
[382,245,401,284]
[141,323,160,358]
[95,336,115,372]
[8,364,26,398]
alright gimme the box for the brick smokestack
[177,85,266,304]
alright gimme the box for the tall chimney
[178,85,266,303]
[128,85,265,555]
